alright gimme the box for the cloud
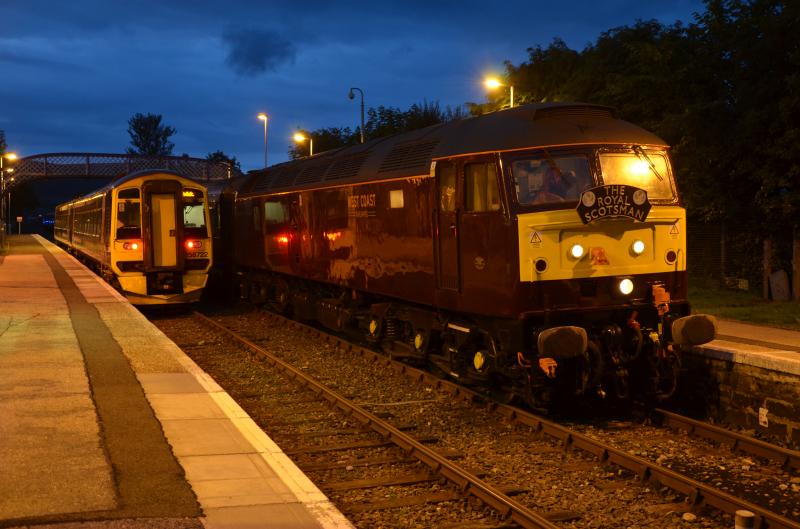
[222,26,295,76]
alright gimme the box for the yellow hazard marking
[669,223,680,235]
[529,231,542,244]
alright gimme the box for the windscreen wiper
[632,145,663,181]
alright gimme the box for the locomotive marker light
[484,77,514,108]
[618,278,634,296]
[570,243,586,259]
[293,132,313,156]
[631,239,646,255]
[185,240,202,250]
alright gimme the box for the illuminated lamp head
[631,240,645,255]
[570,243,585,259]
[618,278,634,296]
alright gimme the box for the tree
[287,101,466,159]
[206,150,241,171]
[126,113,176,156]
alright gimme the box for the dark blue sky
[2,0,703,171]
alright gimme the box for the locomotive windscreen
[598,149,675,200]
[512,155,592,206]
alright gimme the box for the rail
[654,408,800,471]
[193,311,559,529]
[240,309,800,529]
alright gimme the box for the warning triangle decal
[530,231,542,244]
[669,224,680,235]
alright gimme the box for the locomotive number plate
[187,251,208,258]
[576,185,651,224]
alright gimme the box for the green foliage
[206,150,241,171]
[478,1,800,234]
[126,113,177,156]
[287,101,466,160]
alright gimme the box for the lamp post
[484,77,514,108]
[293,132,313,157]
[1,153,18,245]
[348,87,365,144]
[257,113,269,168]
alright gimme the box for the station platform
[697,318,800,375]
[0,235,353,529]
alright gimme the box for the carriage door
[143,180,182,270]
[435,162,460,291]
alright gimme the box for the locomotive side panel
[301,177,437,305]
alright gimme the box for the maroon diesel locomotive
[221,103,715,408]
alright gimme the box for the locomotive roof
[240,102,668,197]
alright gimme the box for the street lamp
[484,77,514,108]
[293,132,313,157]
[1,153,18,244]
[257,113,269,168]
[348,87,365,144]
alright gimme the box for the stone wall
[674,349,800,450]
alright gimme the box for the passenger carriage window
[438,164,456,212]
[512,155,592,206]
[464,163,501,213]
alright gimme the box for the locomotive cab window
[438,163,457,212]
[512,155,592,206]
[464,162,500,212]
[599,149,675,200]
[264,201,289,224]
[183,188,207,238]
[116,189,141,239]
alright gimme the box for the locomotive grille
[378,140,439,173]
[272,166,301,188]
[251,172,273,192]
[325,153,369,180]
[295,162,333,185]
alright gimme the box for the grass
[689,281,800,331]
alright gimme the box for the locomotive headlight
[185,240,202,250]
[123,241,141,251]
[618,278,634,295]
[631,239,645,255]
[570,243,586,259]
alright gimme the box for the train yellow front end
[55,170,212,305]
[509,145,716,403]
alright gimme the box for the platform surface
[696,318,800,375]
[0,235,352,529]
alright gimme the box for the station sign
[576,185,651,224]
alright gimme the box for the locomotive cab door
[142,179,183,271]
[435,162,460,292]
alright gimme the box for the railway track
[182,307,800,529]
[193,311,560,529]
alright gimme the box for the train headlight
[185,240,202,250]
[570,244,586,259]
[618,278,634,295]
[123,241,141,251]
[631,240,645,255]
